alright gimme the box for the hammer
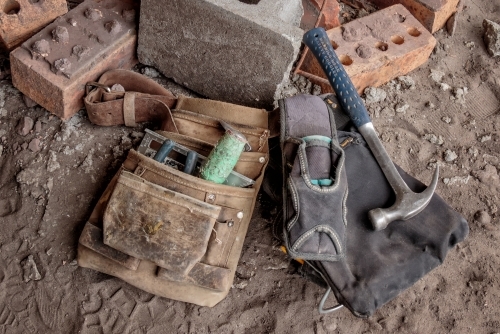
[303,28,439,231]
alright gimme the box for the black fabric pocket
[283,137,348,262]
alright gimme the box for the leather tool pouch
[77,70,269,307]
[276,94,469,317]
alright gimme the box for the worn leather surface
[78,70,269,307]
[84,69,178,132]
[79,141,265,307]
[79,222,140,271]
[103,171,220,276]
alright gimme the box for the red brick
[317,0,341,30]
[368,0,459,33]
[295,4,436,94]
[0,0,68,51]
[10,0,139,120]
[310,0,325,11]
[302,0,340,31]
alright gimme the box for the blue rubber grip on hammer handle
[303,28,371,128]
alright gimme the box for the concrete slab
[137,0,304,108]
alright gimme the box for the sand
[1,0,500,333]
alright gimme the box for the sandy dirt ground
[1,0,500,333]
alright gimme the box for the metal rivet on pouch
[259,156,266,163]
[227,220,234,227]
[207,193,216,203]
[134,166,146,177]
[237,211,244,220]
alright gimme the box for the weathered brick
[137,0,304,109]
[0,0,68,51]
[303,0,341,30]
[368,0,459,33]
[10,0,138,120]
[318,0,341,30]
[295,4,436,94]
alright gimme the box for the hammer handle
[303,28,371,128]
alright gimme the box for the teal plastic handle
[302,28,371,128]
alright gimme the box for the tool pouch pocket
[98,149,259,294]
[102,170,220,276]
[284,137,348,261]
[280,94,348,261]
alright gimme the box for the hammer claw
[369,166,439,231]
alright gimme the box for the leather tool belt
[77,69,270,307]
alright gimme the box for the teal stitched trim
[302,135,332,144]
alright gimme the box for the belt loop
[123,92,137,127]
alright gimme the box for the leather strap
[84,69,281,137]
[84,69,179,133]
[123,92,137,127]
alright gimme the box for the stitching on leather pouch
[210,208,242,266]
[174,111,265,136]
[134,166,146,177]
[237,156,267,162]
[117,177,217,216]
[155,132,209,151]
[238,128,265,137]
[257,130,270,152]
[174,113,218,127]
[139,162,253,198]
[222,210,245,267]
[216,225,229,266]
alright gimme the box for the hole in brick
[29,0,41,3]
[376,41,388,51]
[331,41,339,50]
[239,0,261,4]
[391,35,404,45]
[395,13,406,23]
[339,55,353,66]
[356,44,372,59]
[407,27,421,37]
[3,0,20,15]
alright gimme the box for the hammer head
[369,166,440,231]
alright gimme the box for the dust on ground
[1,0,500,333]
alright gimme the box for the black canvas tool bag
[278,94,469,318]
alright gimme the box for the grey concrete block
[137,0,304,108]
